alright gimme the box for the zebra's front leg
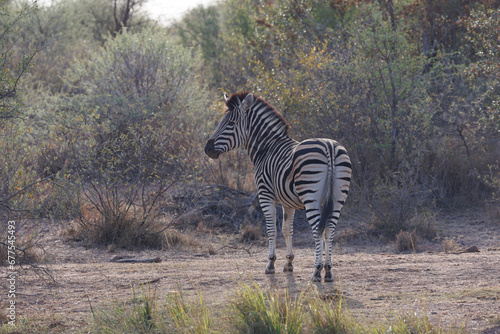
[262,201,277,274]
[282,206,295,272]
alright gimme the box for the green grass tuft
[232,282,305,334]
[84,283,467,334]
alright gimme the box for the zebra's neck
[244,104,296,166]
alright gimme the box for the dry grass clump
[65,214,198,251]
[0,303,8,325]
[90,286,212,334]
[395,230,418,253]
[442,237,461,252]
[239,224,261,243]
[232,283,306,334]
[162,229,199,250]
[0,234,45,266]
[68,201,198,250]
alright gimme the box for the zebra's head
[204,92,254,159]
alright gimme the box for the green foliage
[9,0,153,92]
[235,0,498,211]
[247,2,436,192]
[0,0,38,123]
[178,5,222,86]
[0,0,498,245]
[52,28,210,248]
[65,27,205,131]
[171,0,500,211]
[177,0,259,89]
[463,8,500,158]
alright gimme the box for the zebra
[204,92,351,282]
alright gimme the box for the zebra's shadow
[266,272,297,291]
[266,272,346,300]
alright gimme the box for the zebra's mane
[226,92,290,133]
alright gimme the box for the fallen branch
[109,256,162,263]
[213,243,253,256]
[136,277,161,285]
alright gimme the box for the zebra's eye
[228,120,235,126]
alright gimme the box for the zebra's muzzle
[204,139,221,159]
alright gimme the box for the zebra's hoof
[312,268,322,282]
[283,263,294,272]
[324,271,333,282]
[265,267,275,274]
[265,263,275,274]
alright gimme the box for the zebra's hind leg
[262,201,277,274]
[324,221,337,282]
[304,204,324,282]
[282,207,295,272]
[312,237,324,282]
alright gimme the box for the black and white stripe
[205,92,352,282]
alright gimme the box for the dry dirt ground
[2,209,500,333]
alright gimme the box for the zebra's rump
[271,138,347,211]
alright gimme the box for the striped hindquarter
[204,92,352,282]
[257,138,351,281]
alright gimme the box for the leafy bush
[177,0,499,215]
[0,1,39,122]
[65,27,206,130]
[70,119,182,249]
[367,174,437,240]
[49,28,211,248]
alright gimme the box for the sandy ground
[2,209,500,333]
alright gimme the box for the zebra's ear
[241,93,254,111]
[224,93,229,102]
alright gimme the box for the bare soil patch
[2,209,500,333]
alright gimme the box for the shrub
[68,117,182,249]
[52,28,212,247]
[0,1,38,123]
[367,174,437,240]
[64,27,207,134]
[241,0,498,211]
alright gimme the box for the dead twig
[213,243,253,256]
[136,277,161,285]
[109,256,162,263]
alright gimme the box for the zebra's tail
[318,147,335,237]
[318,143,351,237]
